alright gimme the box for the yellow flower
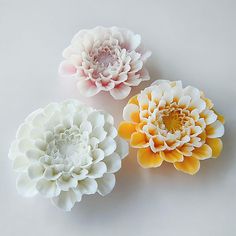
[118,80,225,175]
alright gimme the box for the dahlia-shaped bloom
[9,100,128,211]
[59,26,151,100]
[118,80,225,175]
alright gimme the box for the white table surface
[1,0,236,235]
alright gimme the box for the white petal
[44,165,63,180]
[191,109,200,121]
[206,120,225,138]
[16,173,37,197]
[30,128,44,140]
[89,137,100,149]
[91,148,105,162]
[28,163,45,180]
[87,162,107,178]
[178,96,191,108]
[88,111,105,128]
[77,80,100,97]
[34,140,46,151]
[36,179,60,198]
[123,104,139,122]
[129,34,141,50]
[16,123,30,139]
[32,112,47,127]
[201,109,217,125]
[99,137,116,156]
[59,61,77,77]
[57,175,78,191]
[51,189,81,211]
[183,86,201,99]
[77,178,98,194]
[13,155,30,171]
[151,79,170,86]
[18,139,33,153]
[26,149,44,160]
[43,102,59,116]
[110,84,131,100]
[72,168,88,180]
[103,123,117,138]
[45,111,61,130]
[73,111,87,127]
[90,127,107,142]
[190,98,206,113]
[115,137,129,159]
[97,173,116,196]
[103,153,121,173]
[80,121,92,133]
[8,140,19,160]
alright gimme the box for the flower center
[162,111,183,132]
[96,48,116,67]
[45,128,90,166]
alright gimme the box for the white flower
[59,26,151,100]
[9,100,128,211]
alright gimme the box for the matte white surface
[0,0,235,235]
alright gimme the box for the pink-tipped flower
[59,26,151,100]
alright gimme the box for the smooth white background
[0,0,236,235]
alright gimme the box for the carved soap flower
[9,100,128,211]
[118,80,224,175]
[59,26,151,99]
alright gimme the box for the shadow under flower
[68,148,143,224]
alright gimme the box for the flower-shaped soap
[9,100,128,211]
[59,26,151,99]
[118,80,225,175]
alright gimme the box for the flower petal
[80,121,92,133]
[87,162,107,178]
[13,155,30,171]
[51,189,81,211]
[44,165,63,180]
[118,121,136,140]
[174,157,200,175]
[96,173,115,196]
[206,120,224,138]
[128,95,139,106]
[191,144,212,160]
[91,148,105,163]
[59,61,77,77]
[178,96,191,108]
[57,175,78,191]
[200,109,217,125]
[16,173,37,197]
[114,137,129,159]
[71,168,88,180]
[77,80,100,97]
[123,104,140,123]
[130,132,149,148]
[103,153,121,173]
[90,127,107,142]
[88,111,105,128]
[28,163,45,180]
[99,137,116,156]
[160,149,184,163]
[36,179,60,198]
[206,138,223,158]
[213,109,225,124]
[77,178,98,195]
[110,84,131,100]
[129,34,141,50]
[137,147,163,168]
